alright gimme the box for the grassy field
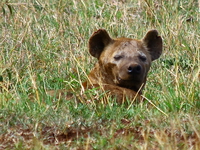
[0,0,199,149]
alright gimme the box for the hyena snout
[127,64,142,74]
[119,63,144,81]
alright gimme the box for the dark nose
[127,64,142,74]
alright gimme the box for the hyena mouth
[116,75,143,91]
[117,76,143,84]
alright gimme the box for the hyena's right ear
[142,30,163,61]
[89,29,113,59]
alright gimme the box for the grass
[0,0,200,149]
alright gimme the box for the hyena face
[88,29,162,92]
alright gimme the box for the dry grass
[0,0,200,149]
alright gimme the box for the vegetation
[0,0,199,149]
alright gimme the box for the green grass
[0,0,200,149]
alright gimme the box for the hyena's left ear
[89,29,113,59]
[142,30,163,61]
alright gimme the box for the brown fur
[47,29,162,103]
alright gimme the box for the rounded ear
[142,30,163,61]
[89,29,113,59]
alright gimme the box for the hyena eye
[114,55,123,60]
[139,55,147,61]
